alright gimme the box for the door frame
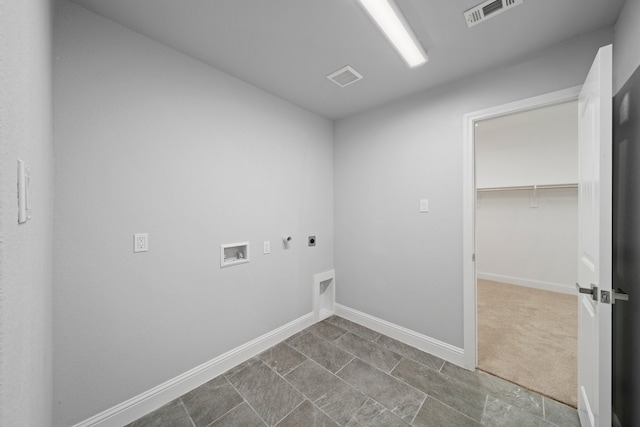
[462,86,582,369]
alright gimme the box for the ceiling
[68,0,625,120]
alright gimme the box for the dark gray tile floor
[126,316,580,427]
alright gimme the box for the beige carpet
[477,279,578,407]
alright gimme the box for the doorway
[474,101,579,406]
[461,87,583,399]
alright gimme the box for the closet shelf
[476,183,577,192]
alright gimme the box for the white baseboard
[74,305,470,426]
[73,313,314,427]
[334,304,465,367]
[477,272,575,295]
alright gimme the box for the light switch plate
[420,199,429,213]
[17,160,31,224]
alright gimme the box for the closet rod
[476,183,578,192]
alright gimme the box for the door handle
[613,289,629,303]
[600,289,629,304]
[576,282,598,301]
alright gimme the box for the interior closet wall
[475,101,579,294]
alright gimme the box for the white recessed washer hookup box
[313,270,335,322]
[221,242,250,268]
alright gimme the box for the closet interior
[474,100,580,407]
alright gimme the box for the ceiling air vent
[464,0,523,28]
[327,66,363,88]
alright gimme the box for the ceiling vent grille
[464,0,523,28]
[327,66,363,88]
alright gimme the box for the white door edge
[577,44,613,427]
[461,86,582,370]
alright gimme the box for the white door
[577,44,613,427]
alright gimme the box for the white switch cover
[263,241,271,254]
[420,199,429,213]
[134,233,148,252]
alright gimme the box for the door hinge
[472,253,476,262]
[601,289,629,304]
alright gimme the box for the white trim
[73,313,314,427]
[477,272,576,295]
[462,86,582,370]
[334,304,465,367]
[312,270,336,322]
[462,106,477,370]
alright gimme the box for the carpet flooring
[477,280,578,408]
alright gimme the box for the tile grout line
[438,363,549,421]
[255,347,336,424]
[392,360,490,422]
[269,356,347,426]
[409,393,428,426]
[178,399,197,427]
[343,397,370,426]
[323,317,381,343]
[280,353,413,426]
[388,355,404,374]
[259,355,312,425]
[272,399,306,427]
[258,343,304,378]
[329,330,348,343]
[423,393,484,426]
[481,394,489,424]
[345,354,428,417]
[325,320,448,375]
[222,367,271,427]
[202,399,248,427]
[321,329,406,374]
[287,328,358,373]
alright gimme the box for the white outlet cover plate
[134,233,148,252]
[264,241,271,254]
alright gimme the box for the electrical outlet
[134,233,148,253]
[264,240,271,254]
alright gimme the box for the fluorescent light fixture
[358,0,427,68]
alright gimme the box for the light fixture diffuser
[358,0,427,68]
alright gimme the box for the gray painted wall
[612,0,640,425]
[334,29,613,348]
[53,1,334,425]
[0,0,54,425]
